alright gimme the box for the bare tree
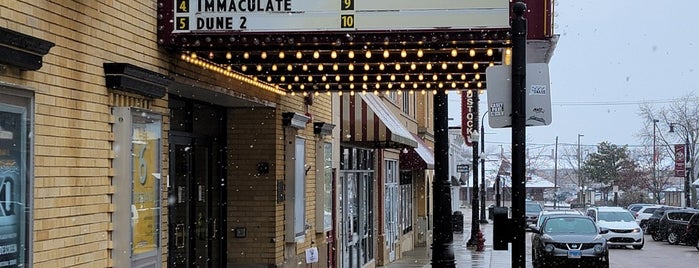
[638,93,699,206]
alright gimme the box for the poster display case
[0,85,33,268]
[112,107,162,268]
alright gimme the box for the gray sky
[449,0,699,151]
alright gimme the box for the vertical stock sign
[675,144,686,177]
[461,90,476,146]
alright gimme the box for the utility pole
[554,136,559,209]
[652,119,658,205]
[577,134,584,205]
[670,123,693,208]
[510,2,527,267]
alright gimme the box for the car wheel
[640,221,648,230]
[696,238,699,251]
[598,258,610,268]
[667,231,679,245]
[633,237,644,249]
[651,231,663,241]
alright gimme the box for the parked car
[526,201,544,225]
[648,206,682,241]
[530,215,609,268]
[685,212,699,251]
[586,206,644,249]
[533,209,584,228]
[627,203,655,214]
[657,209,699,245]
[634,205,661,230]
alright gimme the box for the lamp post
[466,89,481,247]
[479,111,489,223]
[577,134,584,205]
[670,122,693,208]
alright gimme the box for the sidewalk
[383,206,527,268]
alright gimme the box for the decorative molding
[313,122,335,136]
[0,27,54,71]
[104,63,170,99]
[282,112,310,129]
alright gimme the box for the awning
[340,93,417,148]
[400,133,435,170]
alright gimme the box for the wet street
[609,236,699,268]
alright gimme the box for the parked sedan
[530,215,609,268]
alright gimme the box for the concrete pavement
[383,206,526,268]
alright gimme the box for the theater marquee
[169,0,509,33]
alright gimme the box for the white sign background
[485,63,552,128]
[172,0,509,32]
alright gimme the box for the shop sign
[166,0,509,33]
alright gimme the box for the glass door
[384,160,398,262]
[168,135,225,268]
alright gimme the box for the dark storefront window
[0,86,33,268]
[340,146,374,268]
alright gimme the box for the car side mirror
[599,228,609,234]
[526,224,540,234]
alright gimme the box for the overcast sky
[449,0,699,153]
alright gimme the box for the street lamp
[479,111,489,223]
[577,134,584,205]
[467,129,481,246]
[670,122,693,208]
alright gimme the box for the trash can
[488,204,495,220]
[452,211,464,233]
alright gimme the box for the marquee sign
[170,0,509,33]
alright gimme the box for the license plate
[567,249,582,259]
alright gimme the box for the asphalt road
[608,235,699,267]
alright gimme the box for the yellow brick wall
[0,1,170,267]
[227,106,283,265]
[2,1,335,267]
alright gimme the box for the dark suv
[647,206,681,241]
[657,209,699,244]
[686,213,699,250]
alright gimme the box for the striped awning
[340,93,417,148]
[400,133,435,170]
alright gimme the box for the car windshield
[543,218,597,234]
[598,211,635,222]
[526,204,542,213]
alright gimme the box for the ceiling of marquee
[176,30,512,94]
